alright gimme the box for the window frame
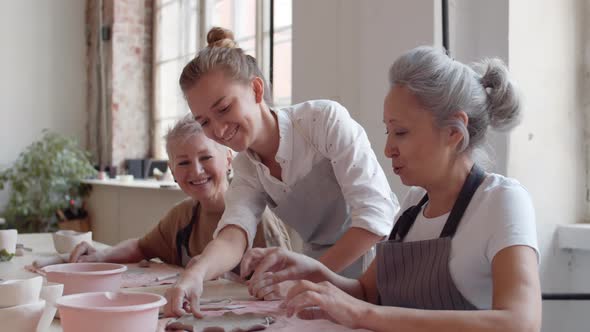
[151,0,291,159]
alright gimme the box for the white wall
[509,0,586,286]
[294,1,590,330]
[293,0,441,199]
[508,1,588,331]
[0,1,87,210]
[449,0,509,174]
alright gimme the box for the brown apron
[176,204,200,267]
[175,205,264,274]
[376,165,485,310]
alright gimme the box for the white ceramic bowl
[0,276,43,308]
[52,230,93,254]
[36,282,64,331]
[0,300,46,332]
[0,229,17,254]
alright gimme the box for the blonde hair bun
[207,27,237,48]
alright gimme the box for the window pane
[261,0,271,84]
[186,0,200,56]
[240,37,256,57]
[273,0,291,106]
[155,117,189,159]
[156,0,181,62]
[154,0,293,157]
[273,28,291,106]
[234,0,256,40]
[156,0,175,8]
[211,0,234,29]
[274,0,292,29]
[234,0,256,58]
[155,59,187,121]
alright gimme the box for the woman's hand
[241,247,326,299]
[163,272,204,318]
[281,280,371,329]
[248,279,296,300]
[69,241,104,263]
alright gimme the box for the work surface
[0,233,368,331]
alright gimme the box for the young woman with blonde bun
[163,27,399,318]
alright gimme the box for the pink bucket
[57,292,166,332]
[42,263,127,295]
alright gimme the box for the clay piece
[166,312,275,332]
[181,298,246,312]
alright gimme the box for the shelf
[82,178,180,190]
[557,224,590,251]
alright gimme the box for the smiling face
[167,133,231,203]
[383,85,458,187]
[185,69,265,152]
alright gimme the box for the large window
[153,0,292,158]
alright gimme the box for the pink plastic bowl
[56,292,166,332]
[42,263,127,295]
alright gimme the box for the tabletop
[0,233,367,332]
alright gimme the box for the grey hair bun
[474,58,521,131]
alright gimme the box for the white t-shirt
[399,173,539,309]
[214,99,399,248]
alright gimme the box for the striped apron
[376,165,485,310]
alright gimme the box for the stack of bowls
[0,276,46,331]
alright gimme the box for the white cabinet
[84,179,187,245]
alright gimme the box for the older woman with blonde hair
[70,114,290,268]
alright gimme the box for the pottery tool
[199,298,246,311]
[155,272,180,282]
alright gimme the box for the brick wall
[86,0,153,170]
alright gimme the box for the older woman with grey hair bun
[245,46,541,332]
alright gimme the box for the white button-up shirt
[214,100,399,248]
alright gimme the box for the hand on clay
[280,280,369,330]
[163,273,204,318]
[241,247,325,299]
[69,241,104,263]
[248,279,296,301]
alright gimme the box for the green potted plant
[0,130,97,232]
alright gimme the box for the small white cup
[52,230,93,254]
[116,174,134,182]
[0,229,17,254]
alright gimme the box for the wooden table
[1,233,363,332]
